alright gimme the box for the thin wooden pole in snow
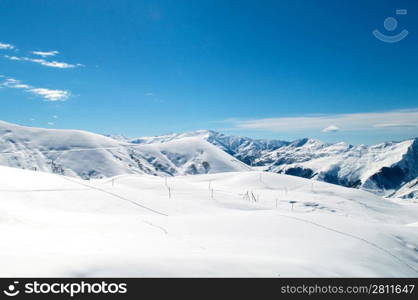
[243,191,250,202]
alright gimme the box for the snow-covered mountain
[1,120,417,199]
[255,138,418,197]
[0,121,249,179]
[128,130,289,165]
[129,131,418,199]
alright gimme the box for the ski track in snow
[59,176,172,239]
[61,176,169,217]
[1,164,418,276]
[98,178,418,274]
[273,213,418,274]
[25,173,418,274]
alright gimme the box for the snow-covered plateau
[1,166,418,277]
[0,120,417,276]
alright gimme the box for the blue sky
[1,0,418,144]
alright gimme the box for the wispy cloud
[0,42,15,50]
[232,109,418,133]
[31,50,59,57]
[29,88,70,101]
[1,77,70,101]
[4,55,83,69]
[372,123,418,128]
[2,78,31,89]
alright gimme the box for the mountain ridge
[1,120,417,199]
[121,129,418,198]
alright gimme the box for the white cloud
[31,50,59,57]
[233,109,418,133]
[2,78,31,89]
[29,88,70,101]
[4,55,83,69]
[322,124,340,133]
[0,42,14,50]
[47,122,55,126]
[1,76,70,101]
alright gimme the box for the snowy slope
[0,121,248,179]
[0,120,140,178]
[131,136,251,175]
[1,165,417,277]
[390,178,418,200]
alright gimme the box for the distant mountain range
[1,120,417,199]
